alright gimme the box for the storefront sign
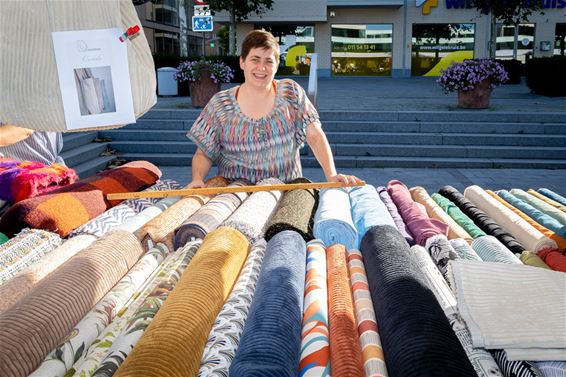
[419,0,566,15]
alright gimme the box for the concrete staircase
[61,132,115,179]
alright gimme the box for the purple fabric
[387,180,449,246]
[377,186,415,246]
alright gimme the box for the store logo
[417,0,438,15]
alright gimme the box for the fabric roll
[537,361,566,377]
[0,228,62,284]
[113,227,249,377]
[360,225,476,377]
[537,188,566,207]
[411,245,503,377]
[537,248,566,272]
[0,230,144,377]
[265,177,318,243]
[438,185,525,254]
[505,348,566,362]
[388,180,449,246]
[490,350,543,377]
[349,184,396,248]
[432,193,487,239]
[313,187,357,250]
[174,180,249,249]
[198,239,267,377]
[519,250,550,269]
[495,190,566,243]
[229,231,306,377]
[31,244,170,377]
[222,178,283,243]
[115,195,181,233]
[464,186,556,252]
[137,176,228,249]
[346,248,388,377]
[450,238,482,261]
[327,244,364,377]
[0,231,8,245]
[529,189,566,213]
[424,234,460,277]
[299,240,330,377]
[411,186,473,243]
[471,235,522,264]
[71,240,201,377]
[449,260,566,351]
[511,189,566,224]
[377,186,415,246]
[0,161,160,237]
[0,235,96,314]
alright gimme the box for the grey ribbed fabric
[450,238,482,261]
[471,235,522,264]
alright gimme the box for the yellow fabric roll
[520,250,551,269]
[528,189,566,213]
[114,226,249,377]
[410,186,473,244]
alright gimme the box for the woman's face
[240,47,278,89]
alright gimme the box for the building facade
[214,0,566,77]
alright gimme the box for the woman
[186,30,361,188]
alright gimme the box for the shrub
[526,57,566,97]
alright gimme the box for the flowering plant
[174,60,234,84]
[437,59,509,94]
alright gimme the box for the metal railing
[307,53,318,107]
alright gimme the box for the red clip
[119,25,141,42]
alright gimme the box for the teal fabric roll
[313,188,357,250]
[431,193,487,239]
[450,239,482,261]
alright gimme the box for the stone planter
[189,69,221,107]
[458,79,492,109]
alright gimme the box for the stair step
[61,143,109,167]
[62,131,98,152]
[71,156,117,179]
[110,141,309,155]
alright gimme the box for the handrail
[307,53,318,107]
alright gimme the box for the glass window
[411,23,475,76]
[556,23,566,57]
[146,0,180,27]
[331,24,393,76]
[154,32,180,55]
[259,25,315,76]
[496,23,535,63]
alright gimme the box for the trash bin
[157,67,178,96]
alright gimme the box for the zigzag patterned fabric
[376,186,415,246]
[199,239,267,376]
[489,350,543,377]
[313,187,357,250]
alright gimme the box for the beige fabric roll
[0,230,144,377]
[511,189,566,225]
[464,186,557,252]
[527,189,566,213]
[0,234,96,314]
[411,186,473,244]
[0,0,155,132]
[519,250,551,269]
[114,227,249,377]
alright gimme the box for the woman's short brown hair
[240,30,280,63]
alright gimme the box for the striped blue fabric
[313,188,357,250]
[450,238,482,261]
[537,188,566,207]
[471,235,522,264]
[229,230,306,377]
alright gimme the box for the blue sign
[192,16,213,32]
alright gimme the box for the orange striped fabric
[113,227,249,377]
[327,244,364,377]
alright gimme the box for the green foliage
[470,0,542,25]
[209,0,274,21]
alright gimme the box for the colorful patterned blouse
[187,79,320,183]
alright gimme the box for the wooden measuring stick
[107,181,365,201]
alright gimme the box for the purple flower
[438,59,509,94]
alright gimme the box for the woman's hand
[186,179,206,189]
[328,173,364,186]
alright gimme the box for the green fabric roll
[520,250,551,269]
[432,193,487,239]
[0,232,8,245]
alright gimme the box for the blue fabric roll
[313,188,357,250]
[360,225,476,377]
[349,184,396,248]
[537,188,566,207]
[498,190,566,238]
[229,230,306,377]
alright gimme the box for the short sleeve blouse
[187,79,320,183]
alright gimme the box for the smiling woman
[186,30,362,186]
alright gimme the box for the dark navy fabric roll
[439,185,525,254]
[229,230,306,377]
[360,225,477,377]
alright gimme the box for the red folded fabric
[537,248,566,272]
[0,161,160,237]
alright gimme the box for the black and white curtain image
[74,67,116,115]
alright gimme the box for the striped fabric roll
[529,189,566,213]
[464,186,557,252]
[299,240,330,377]
[174,180,249,249]
[519,250,550,269]
[265,177,317,243]
[31,244,170,377]
[229,231,306,377]
[450,238,482,261]
[327,244,364,377]
[349,184,396,248]
[537,188,566,207]
[431,193,487,239]
[113,227,249,377]
[72,240,201,377]
[222,178,283,242]
[376,186,415,246]
[0,230,145,377]
[199,239,267,377]
[424,234,460,277]
[346,248,388,377]
[313,187,358,250]
[537,361,566,377]
[490,350,543,377]
[411,186,473,243]
[360,225,476,377]
[511,189,566,224]
[0,228,62,284]
[411,245,502,377]
[0,234,96,314]
[471,235,522,264]
[115,195,181,233]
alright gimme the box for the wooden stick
[107,181,365,200]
